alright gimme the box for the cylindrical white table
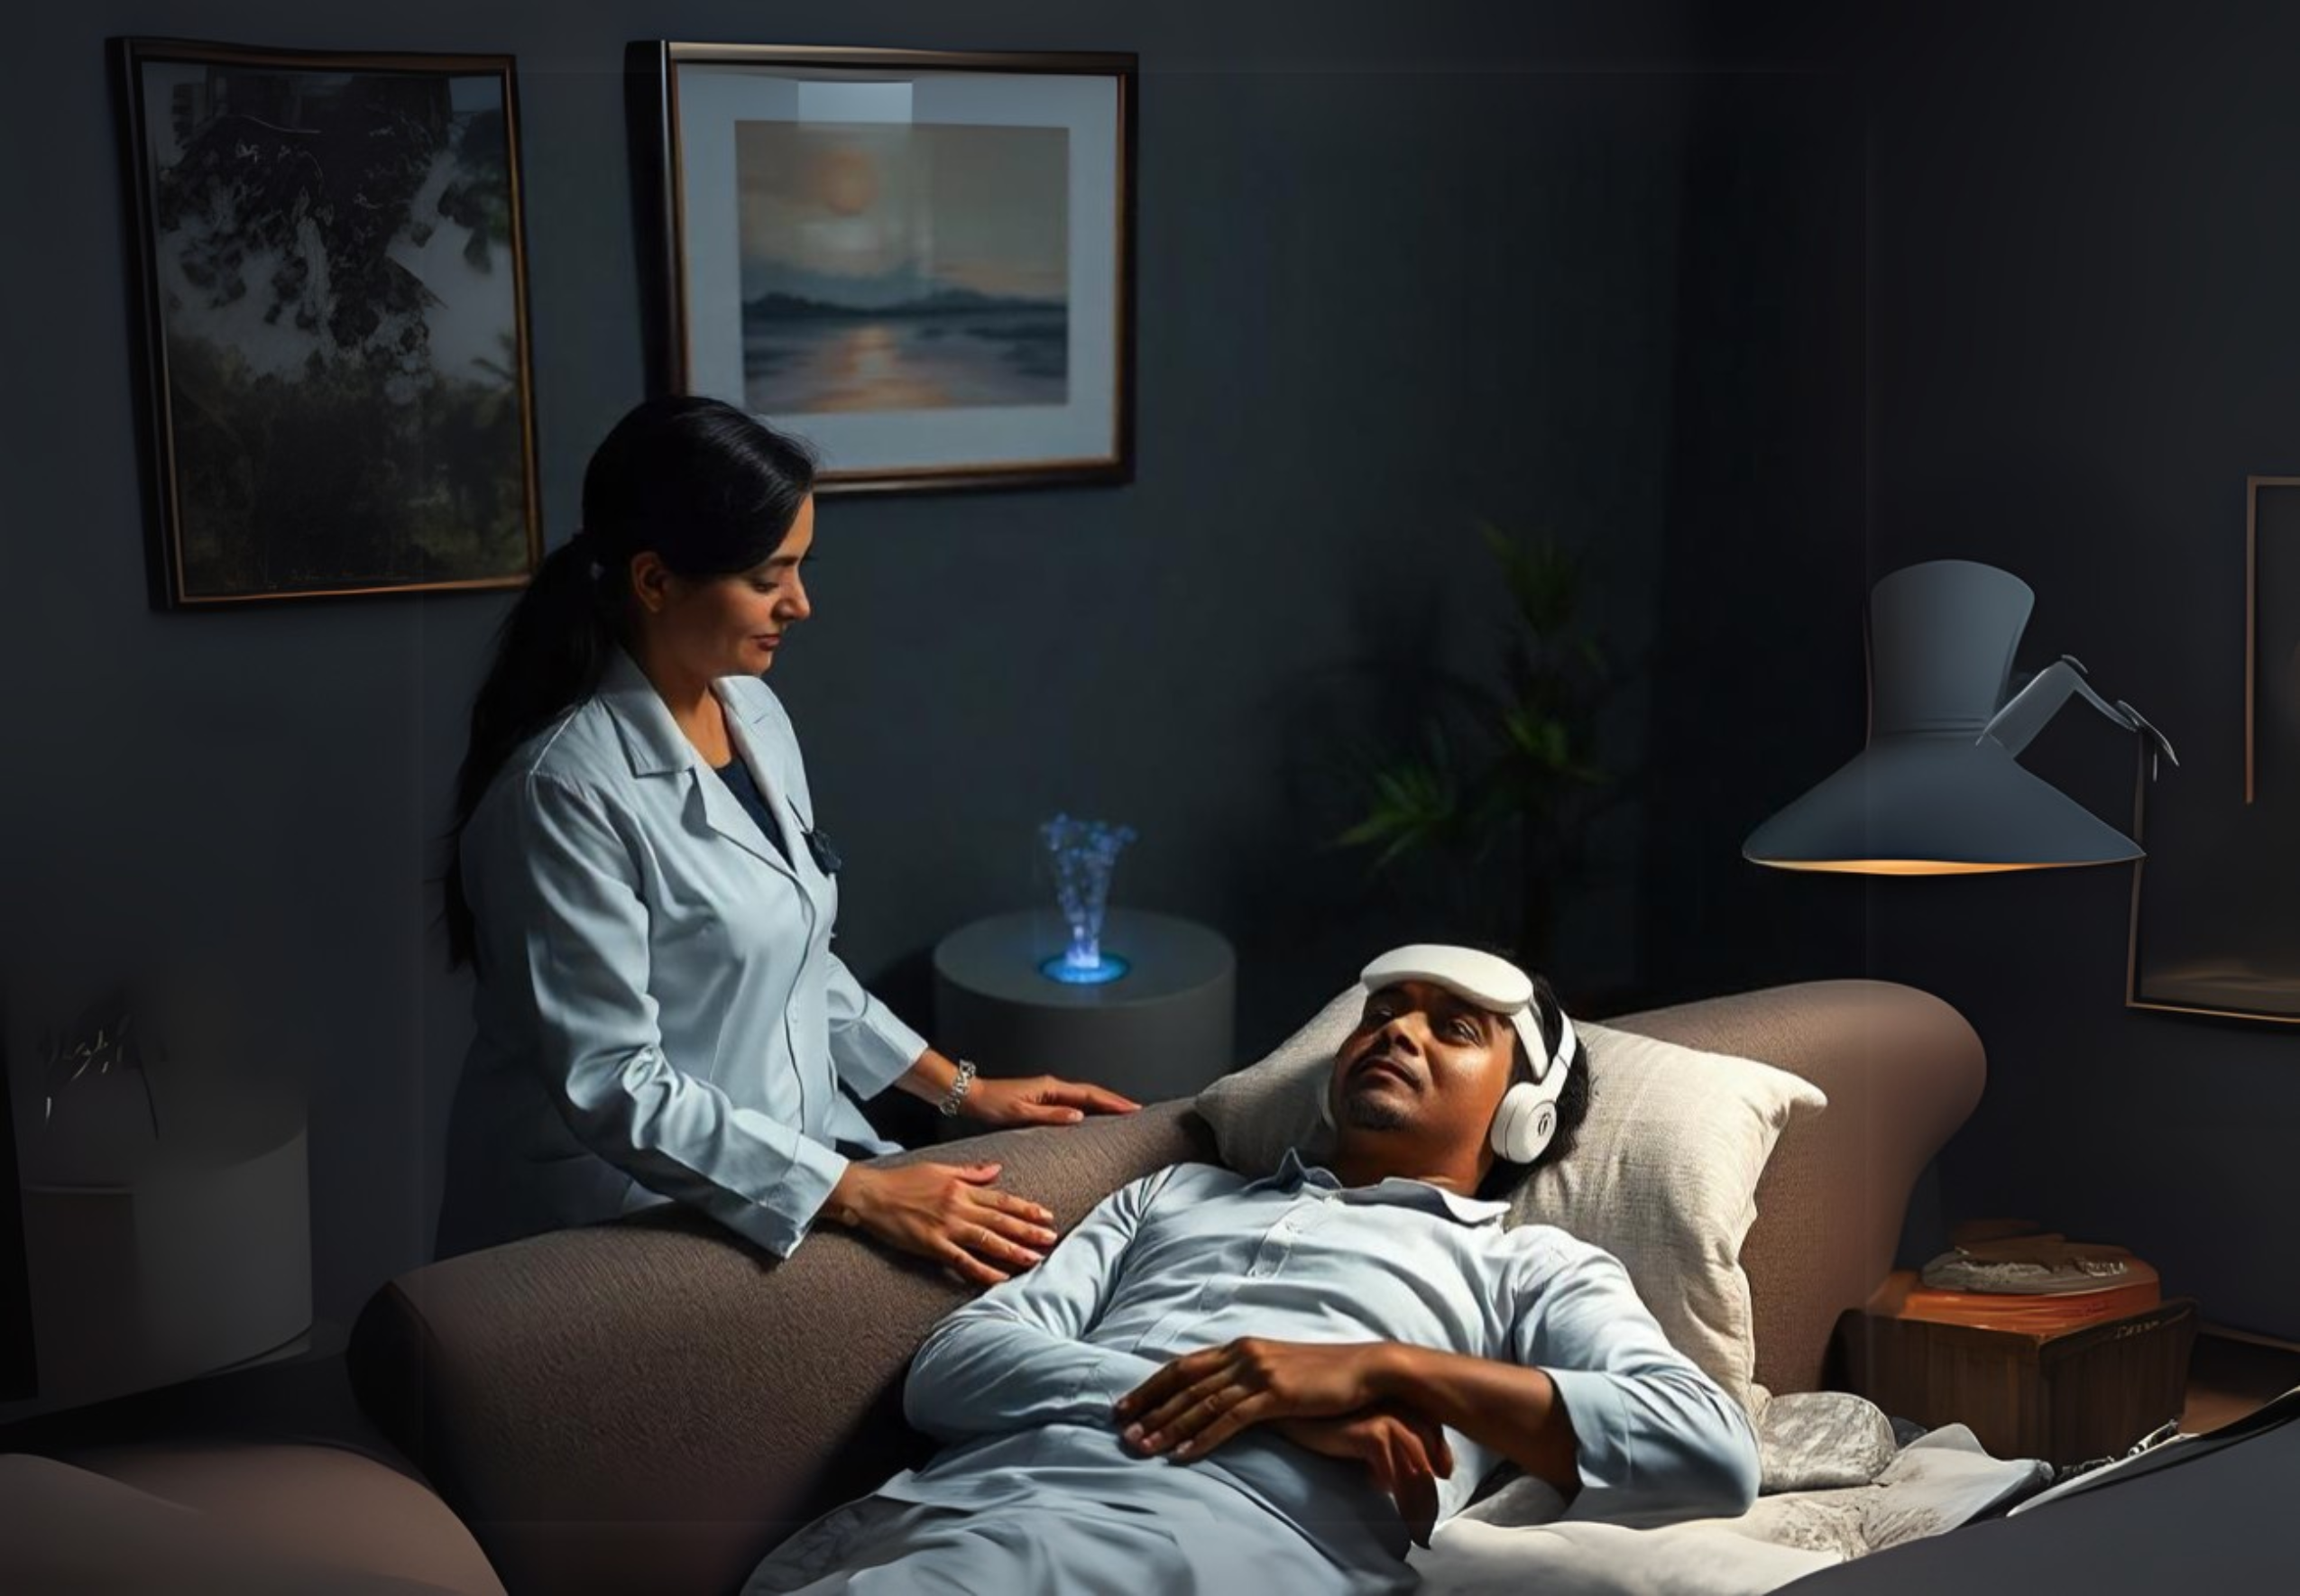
[932,908,1237,1108]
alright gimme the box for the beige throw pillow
[1194,988,1827,1411]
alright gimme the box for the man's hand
[1276,1407,1453,1547]
[1115,1338,1394,1459]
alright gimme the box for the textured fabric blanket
[1410,1393,2049,1596]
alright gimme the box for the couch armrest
[0,1447,492,1594]
[351,1099,1208,1596]
[1607,979,1985,1396]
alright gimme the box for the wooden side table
[1835,1271,2199,1466]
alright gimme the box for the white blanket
[1410,1416,2049,1596]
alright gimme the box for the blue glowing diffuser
[1038,815,1137,985]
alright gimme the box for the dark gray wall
[1639,64,1871,1006]
[1861,2,2300,1339]
[7,1,1892,1332]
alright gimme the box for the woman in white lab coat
[435,397,1135,1280]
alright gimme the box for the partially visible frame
[114,38,540,607]
[0,987,32,1403]
[627,41,1136,495]
[2126,475,2300,1023]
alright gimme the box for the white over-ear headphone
[1329,945,1580,1165]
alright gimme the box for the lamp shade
[1744,560,2145,874]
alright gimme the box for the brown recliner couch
[4,979,1983,1595]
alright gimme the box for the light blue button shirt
[435,647,928,1261]
[890,1150,1761,1561]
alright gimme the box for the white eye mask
[1348,944,1579,1164]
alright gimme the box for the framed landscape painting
[630,42,1136,495]
[115,38,540,607]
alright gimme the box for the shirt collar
[1247,1145,1512,1228]
[600,645,772,779]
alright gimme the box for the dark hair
[438,397,818,969]
[1477,972,1595,1199]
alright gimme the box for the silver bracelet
[936,1059,980,1117]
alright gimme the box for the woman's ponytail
[439,533,618,970]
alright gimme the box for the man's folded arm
[1503,1234,1762,1515]
[902,1167,1174,1442]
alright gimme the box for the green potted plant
[1335,522,1621,968]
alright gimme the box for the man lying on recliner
[745,945,1759,1595]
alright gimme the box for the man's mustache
[1346,1047,1422,1090]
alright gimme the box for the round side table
[932,908,1236,1109]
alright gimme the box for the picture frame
[2125,475,2300,1024]
[628,42,1136,495]
[113,38,540,608]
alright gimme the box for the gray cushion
[1756,1390,1900,1493]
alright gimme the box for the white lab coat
[434,646,928,1261]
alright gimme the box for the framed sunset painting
[630,42,1136,494]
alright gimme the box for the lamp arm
[1980,655,2180,776]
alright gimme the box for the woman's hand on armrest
[826,1160,1061,1287]
[893,1047,1141,1125]
[963,1073,1142,1127]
